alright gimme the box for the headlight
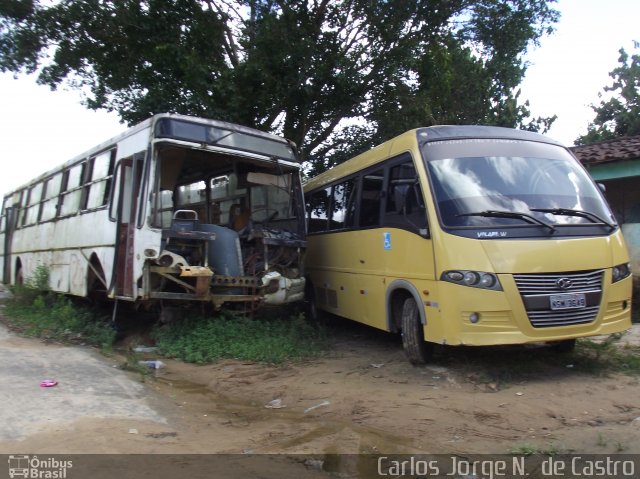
[442,270,502,291]
[612,262,631,283]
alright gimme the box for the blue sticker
[383,232,392,250]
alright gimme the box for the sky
[0,0,639,200]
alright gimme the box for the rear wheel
[87,260,107,304]
[15,266,23,286]
[401,297,433,364]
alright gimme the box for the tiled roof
[570,135,640,166]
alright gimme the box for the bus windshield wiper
[458,210,556,232]
[529,208,615,231]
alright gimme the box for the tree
[1,0,559,170]
[576,46,640,145]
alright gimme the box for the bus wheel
[401,297,433,365]
[549,339,576,353]
[305,283,324,326]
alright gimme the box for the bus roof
[416,125,563,145]
[4,113,298,198]
[304,125,565,192]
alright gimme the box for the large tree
[576,46,640,145]
[1,0,559,170]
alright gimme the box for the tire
[550,338,576,353]
[305,283,324,326]
[401,297,433,364]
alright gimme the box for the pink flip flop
[40,379,58,388]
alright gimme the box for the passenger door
[112,153,144,297]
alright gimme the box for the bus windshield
[422,139,615,233]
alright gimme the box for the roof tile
[570,135,640,165]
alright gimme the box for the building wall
[602,177,640,295]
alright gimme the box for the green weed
[3,268,115,350]
[509,443,561,456]
[571,338,640,376]
[153,311,326,364]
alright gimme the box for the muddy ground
[4,310,640,461]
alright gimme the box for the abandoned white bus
[0,114,306,312]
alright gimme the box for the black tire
[305,283,324,326]
[550,338,576,353]
[401,297,433,364]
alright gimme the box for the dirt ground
[2,302,640,466]
[10,319,640,459]
[146,321,640,457]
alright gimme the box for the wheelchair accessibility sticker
[383,232,392,250]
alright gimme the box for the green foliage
[0,0,559,171]
[509,442,561,456]
[571,337,640,375]
[153,311,326,364]
[5,269,115,350]
[576,46,640,145]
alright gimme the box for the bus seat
[171,209,199,233]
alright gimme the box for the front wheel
[305,282,325,326]
[549,338,576,353]
[401,297,433,364]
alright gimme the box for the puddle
[152,373,425,474]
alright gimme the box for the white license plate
[550,293,586,310]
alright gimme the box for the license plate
[550,293,586,310]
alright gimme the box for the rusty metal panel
[179,266,213,277]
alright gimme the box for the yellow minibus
[303,126,632,363]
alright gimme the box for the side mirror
[597,182,607,193]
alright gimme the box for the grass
[570,336,640,376]
[428,332,640,393]
[152,310,327,364]
[2,266,116,350]
[509,443,561,456]
[2,266,326,364]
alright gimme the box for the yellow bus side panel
[307,228,436,331]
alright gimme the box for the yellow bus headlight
[442,270,502,291]
[612,262,631,283]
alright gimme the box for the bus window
[384,160,428,234]
[359,169,383,227]
[60,164,83,216]
[177,181,206,206]
[25,183,43,225]
[153,190,174,228]
[0,197,7,232]
[307,187,330,232]
[249,173,292,223]
[40,174,62,222]
[330,178,356,230]
[80,157,95,210]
